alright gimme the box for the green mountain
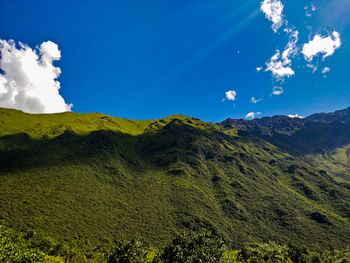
[221,107,350,183]
[1,107,350,251]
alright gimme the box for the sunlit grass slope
[0,108,230,138]
[305,145,350,183]
[1,107,350,249]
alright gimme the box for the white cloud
[282,30,299,63]
[306,64,318,73]
[260,0,284,32]
[246,112,261,119]
[302,31,341,62]
[265,30,299,80]
[0,39,72,113]
[288,114,303,118]
[225,90,237,101]
[322,67,330,74]
[272,86,283,95]
[266,50,295,79]
[311,3,316,12]
[250,97,262,104]
[259,1,341,97]
[304,4,316,17]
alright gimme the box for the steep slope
[1,108,350,249]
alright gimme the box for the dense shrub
[107,237,147,263]
[153,230,224,263]
[234,243,288,262]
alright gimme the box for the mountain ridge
[220,106,350,183]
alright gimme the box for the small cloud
[250,97,262,104]
[302,31,341,62]
[322,67,330,74]
[260,0,284,32]
[311,3,317,11]
[304,3,316,17]
[265,51,295,79]
[256,67,263,72]
[225,90,237,101]
[246,112,261,119]
[288,114,303,118]
[265,30,298,80]
[282,30,299,63]
[306,64,318,73]
[272,86,283,95]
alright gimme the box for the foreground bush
[153,230,224,263]
[107,237,148,263]
[0,221,44,263]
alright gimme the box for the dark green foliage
[286,243,310,263]
[108,238,147,263]
[153,230,223,263]
[235,243,289,262]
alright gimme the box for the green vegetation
[1,107,350,261]
[221,108,350,183]
[108,238,148,263]
[2,221,350,262]
[0,220,45,262]
[153,231,223,263]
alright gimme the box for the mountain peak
[306,106,350,124]
[221,114,304,136]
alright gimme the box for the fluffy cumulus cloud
[288,114,302,118]
[302,32,341,62]
[246,112,261,119]
[260,0,284,32]
[0,39,72,113]
[272,86,283,95]
[225,90,237,101]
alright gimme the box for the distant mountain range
[221,106,350,136]
[1,107,350,250]
[220,107,350,182]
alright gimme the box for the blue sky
[0,0,349,122]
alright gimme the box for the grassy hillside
[0,108,227,138]
[257,121,350,183]
[1,108,350,251]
